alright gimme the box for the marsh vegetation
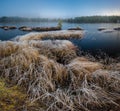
[0,31,120,111]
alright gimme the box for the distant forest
[0,17,56,22]
[0,16,120,23]
[66,16,120,23]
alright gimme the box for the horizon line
[0,15,120,19]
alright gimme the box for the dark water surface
[0,22,120,57]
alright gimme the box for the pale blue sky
[0,0,120,18]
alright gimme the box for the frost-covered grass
[0,37,120,111]
[15,30,83,41]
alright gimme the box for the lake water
[0,22,120,57]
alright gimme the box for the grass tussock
[0,41,19,58]
[68,57,103,74]
[0,41,29,59]
[16,30,83,41]
[28,40,77,64]
[0,47,39,69]
[0,37,120,111]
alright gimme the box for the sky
[0,0,120,18]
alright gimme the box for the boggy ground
[0,32,120,111]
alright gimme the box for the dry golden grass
[0,41,29,59]
[68,57,103,74]
[0,45,68,93]
[105,62,120,71]
[0,38,120,111]
[0,47,39,69]
[28,40,77,64]
[0,41,19,58]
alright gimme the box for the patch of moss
[0,79,26,111]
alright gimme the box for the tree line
[0,16,120,23]
[0,17,59,22]
[66,16,120,23]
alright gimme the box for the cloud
[100,9,120,16]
